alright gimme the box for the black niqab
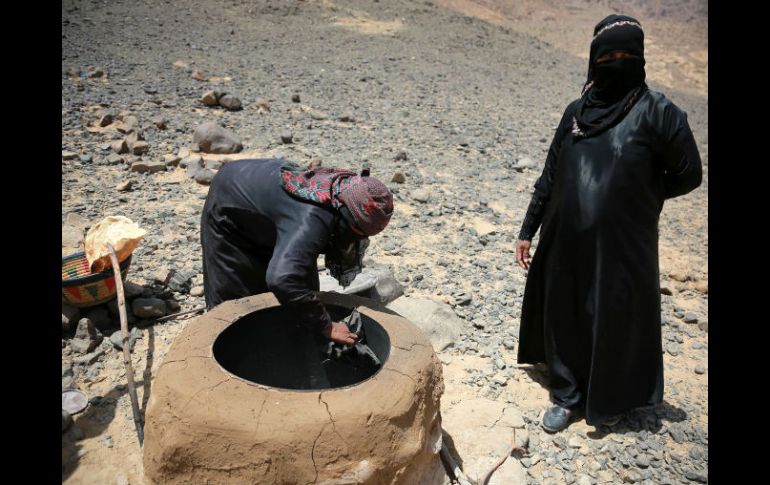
[573,14,648,138]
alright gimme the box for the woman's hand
[322,322,359,345]
[515,239,533,270]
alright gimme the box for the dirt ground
[62,0,707,483]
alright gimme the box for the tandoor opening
[213,305,390,390]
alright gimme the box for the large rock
[194,169,217,185]
[387,297,463,351]
[201,90,221,106]
[110,327,142,351]
[132,298,167,318]
[364,265,404,304]
[218,94,242,111]
[442,398,526,485]
[71,318,103,354]
[317,265,402,305]
[412,189,431,203]
[168,269,197,293]
[131,160,166,174]
[193,122,243,154]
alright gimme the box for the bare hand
[322,322,359,345]
[515,240,532,270]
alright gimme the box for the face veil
[572,14,648,139]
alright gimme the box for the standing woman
[514,15,702,432]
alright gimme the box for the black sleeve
[518,102,575,241]
[265,211,332,334]
[658,103,703,199]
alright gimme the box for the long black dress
[201,158,336,332]
[517,90,702,425]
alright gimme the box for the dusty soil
[62,0,707,484]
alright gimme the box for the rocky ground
[62,0,707,484]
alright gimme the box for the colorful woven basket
[62,251,132,308]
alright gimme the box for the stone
[668,271,689,282]
[339,113,356,122]
[62,151,78,160]
[694,364,706,375]
[255,98,271,112]
[683,312,698,324]
[110,328,141,351]
[391,172,406,184]
[164,154,181,167]
[132,141,150,155]
[514,157,537,171]
[117,180,132,192]
[698,321,708,332]
[412,189,431,203]
[387,297,463,351]
[291,94,300,103]
[132,298,167,318]
[394,150,408,161]
[168,270,196,293]
[99,113,114,127]
[71,318,103,354]
[194,169,217,185]
[280,131,294,144]
[218,94,242,111]
[111,139,128,154]
[694,280,708,294]
[172,60,189,69]
[684,470,707,483]
[124,281,145,299]
[666,342,679,356]
[190,286,205,297]
[152,117,168,130]
[193,122,243,154]
[107,154,124,165]
[577,475,592,485]
[201,90,220,106]
[166,299,182,313]
[205,159,222,171]
[660,285,673,296]
[153,269,173,285]
[515,429,530,450]
[131,160,165,174]
[191,69,208,81]
[180,154,203,169]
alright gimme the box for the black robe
[200,158,336,333]
[517,90,702,425]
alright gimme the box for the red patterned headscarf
[280,162,393,236]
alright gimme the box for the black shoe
[542,406,572,433]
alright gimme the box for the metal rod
[152,306,206,323]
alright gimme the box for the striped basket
[62,251,132,308]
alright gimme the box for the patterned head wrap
[280,162,394,236]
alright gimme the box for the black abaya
[517,90,702,425]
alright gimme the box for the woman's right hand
[322,322,359,345]
[515,239,532,270]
